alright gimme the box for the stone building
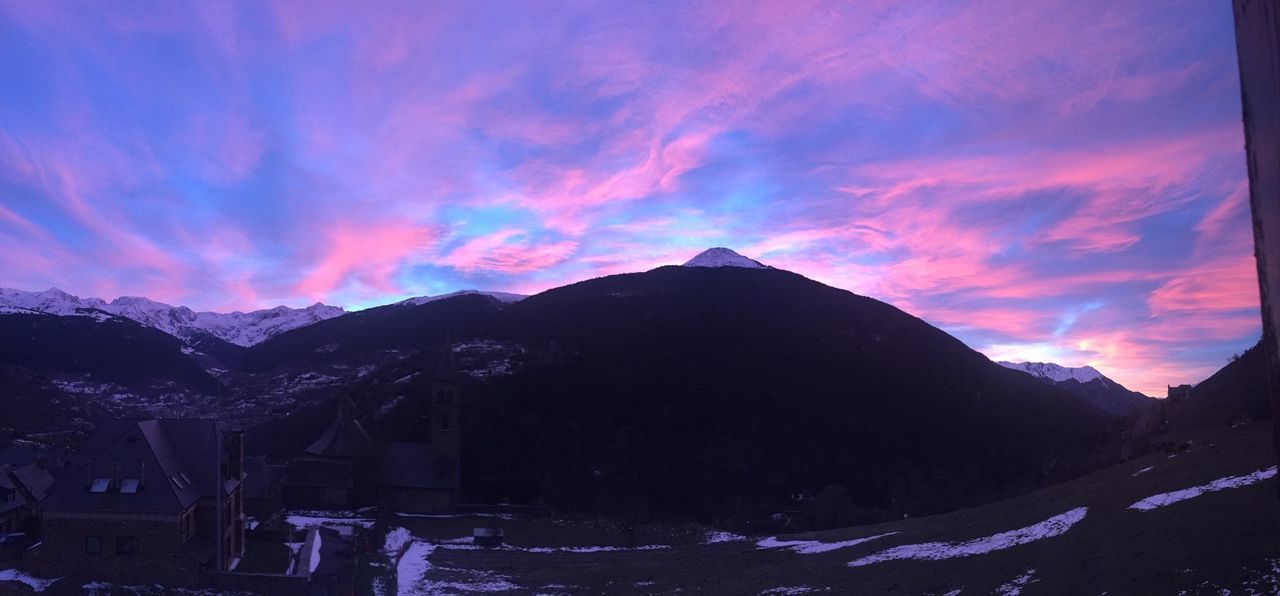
[1167,384,1193,403]
[22,419,246,588]
[283,349,463,513]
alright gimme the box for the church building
[282,349,462,514]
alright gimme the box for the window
[115,536,135,555]
[436,390,454,405]
[89,478,110,493]
[120,478,140,493]
[85,535,102,555]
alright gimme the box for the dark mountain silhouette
[0,313,222,394]
[0,363,104,432]
[1169,340,1269,434]
[246,261,1119,524]
[241,293,508,373]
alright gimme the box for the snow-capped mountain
[0,287,344,347]
[395,290,527,307]
[998,361,1104,384]
[998,360,1152,416]
[682,247,769,269]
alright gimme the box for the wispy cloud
[0,0,1255,393]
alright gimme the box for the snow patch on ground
[384,527,413,555]
[847,507,1088,567]
[0,569,61,592]
[758,531,898,554]
[996,568,1038,595]
[705,530,748,543]
[309,531,323,573]
[760,587,830,594]
[397,541,437,595]
[1129,466,1277,511]
[286,511,376,536]
[1132,466,1154,477]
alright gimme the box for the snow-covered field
[846,507,1088,567]
[757,531,897,555]
[1128,466,1277,511]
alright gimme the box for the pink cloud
[295,222,437,300]
[440,230,578,274]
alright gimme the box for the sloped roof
[304,398,374,459]
[10,463,55,501]
[41,419,223,514]
[0,468,25,515]
[377,443,459,490]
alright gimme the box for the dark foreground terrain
[370,421,1277,594]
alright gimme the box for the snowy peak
[682,247,768,269]
[395,290,527,307]
[998,361,1104,384]
[0,287,345,346]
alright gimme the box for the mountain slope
[0,313,222,395]
[455,266,1116,519]
[999,361,1153,416]
[0,287,344,346]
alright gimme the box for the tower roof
[304,397,374,458]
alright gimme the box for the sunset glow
[0,1,1257,394]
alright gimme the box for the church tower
[430,345,462,467]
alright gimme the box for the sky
[0,1,1259,395]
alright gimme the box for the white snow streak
[757,532,898,554]
[706,530,748,543]
[1128,466,1277,511]
[847,507,1088,567]
[309,531,323,574]
[996,568,1038,595]
[0,569,61,592]
[397,541,437,595]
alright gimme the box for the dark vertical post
[1233,0,1280,499]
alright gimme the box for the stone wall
[23,512,202,588]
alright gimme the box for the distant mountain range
[998,361,1153,416]
[0,287,527,347]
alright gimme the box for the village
[0,352,481,593]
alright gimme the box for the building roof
[41,419,231,514]
[0,468,26,515]
[9,462,55,502]
[377,443,459,490]
[304,397,374,459]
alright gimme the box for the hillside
[246,263,1119,524]
[0,313,222,395]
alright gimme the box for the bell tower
[430,345,462,466]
